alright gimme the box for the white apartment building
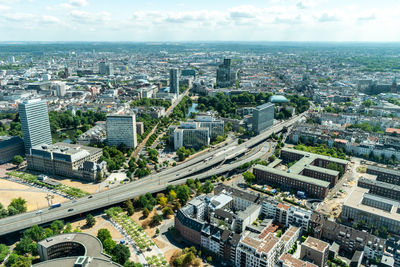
[236,232,279,267]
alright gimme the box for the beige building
[279,253,318,267]
[27,143,104,181]
[300,237,329,267]
[341,187,400,234]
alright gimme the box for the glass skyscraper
[18,99,52,153]
[169,68,179,96]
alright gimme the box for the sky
[0,0,399,42]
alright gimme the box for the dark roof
[214,209,234,223]
[176,210,205,232]
[230,233,241,246]
[0,136,23,149]
[214,184,261,204]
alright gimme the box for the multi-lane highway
[0,114,304,236]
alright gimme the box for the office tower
[8,56,15,64]
[18,99,52,153]
[53,81,66,97]
[216,58,236,88]
[252,103,274,134]
[106,114,137,148]
[392,77,397,93]
[99,61,114,76]
[169,68,179,96]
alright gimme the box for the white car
[36,210,43,214]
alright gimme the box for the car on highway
[88,195,93,199]
[36,210,43,214]
[68,208,74,212]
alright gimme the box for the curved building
[33,256,122,267]
[38,232,105,260]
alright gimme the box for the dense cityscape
[0,3,400,267]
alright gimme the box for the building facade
[169,68,179,95]
[300,237,329,267]
[99,61,114,76]
[170,122,210,150]
[18,99,52,153]
[341,188,400,234]
[27,143,104,181]
[217,59,236,88]
[106,114,137,148]
[358,177,400,201]
[252,103,275,134]
[0,136,25,163]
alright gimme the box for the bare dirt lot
[58,178,101,194]
[0,179,68,211]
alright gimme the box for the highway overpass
[0,114,304,236]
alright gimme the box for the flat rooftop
[280,253,318,267]
[38,233,106,259]
[33,257,121,267]
[343,187,400,221]
[254,164,330,188]
[282,147,349,166]
[367,165,400,177]
[302,236,329,252]
[281,226,300,244]
[31,142,101,162]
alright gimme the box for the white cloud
[70,10,111,24]
[318,13,340,22]
[69,0,88,7]
[0,4,10,11]
[357,14,375,22]
[41,15,61,24]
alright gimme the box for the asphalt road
[0,113,304,236]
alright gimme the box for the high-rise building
[106,114,137,148]
[169,68,179,95]
[7,56,15,64]
[216,58,236,88]
[252,103,274,134]
[99,61,114,76]
[18,99,52,153]
[53,81,66,97]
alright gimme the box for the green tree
[142,208,150,218]
[151,214,163,226]
[86,214,96,228]
[8,198,27,215]
[103,238,116,254]
[162,207,173,217]
[14,236,37,256]
[0,244,9,262]
[111,244,131,265]
[0,203,7,218]
[125,200,134,216]
[203,180,214,194]
[23,225,45,242]
[243,171,255,185]
[97,229,112,244]
[176,185,190,205]
[12,155,24,166]
[8,254,32,267]
[50,220,64,234]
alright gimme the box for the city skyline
[0,0,399,42]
